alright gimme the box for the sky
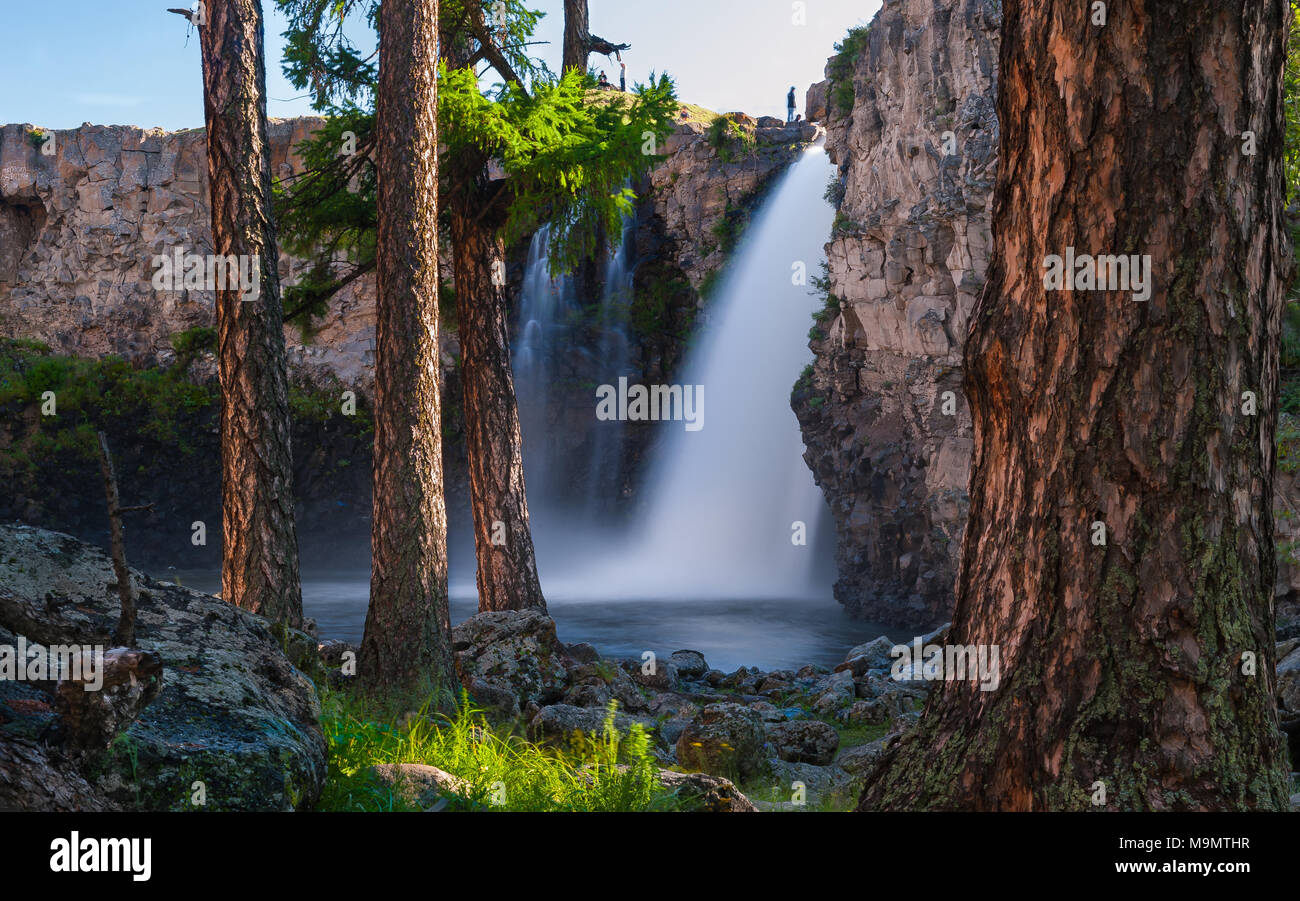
[0,0,880,131]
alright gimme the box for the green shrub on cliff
[827,26,870,114]
[705,113,757,163]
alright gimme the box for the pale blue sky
[0,0,879,130]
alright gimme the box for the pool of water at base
[165,569,908,673]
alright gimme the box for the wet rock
[675,702,768,780]
[766,719,840,765]
[669,649,709,680]
[838,635,897,676]
[453,609,569,717]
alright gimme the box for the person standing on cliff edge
[787,86,797,122]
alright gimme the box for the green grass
[318,691,683,812]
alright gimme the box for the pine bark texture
[859,0,1292,810]
[562,0,592,73]
[448,192,547,612]
[199,0,303,627]
[359,0,458,692]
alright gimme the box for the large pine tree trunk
[859,0,1292,810]
[199,0,303,628]
[448,189,547,612]
[359,0,457,693]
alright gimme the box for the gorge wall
[794,0,999,628]
[795,0,1299,628]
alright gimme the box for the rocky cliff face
[0,119,380,387]
[793,0,1000,628]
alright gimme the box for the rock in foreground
[0,524,326,810]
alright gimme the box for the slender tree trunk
[359,0,456,694]
[95,432,136,647]
[199,0,303,628]
[562,0,591,73]
[561,0,626,74]
[447,185,547,612]
[859,0,1292,810]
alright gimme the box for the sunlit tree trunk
[447,170,547,613]
[359,0,458,692]
[199,0,303,628]
[859,0,1292,810]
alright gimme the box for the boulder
[766,719,840,765]
[767,757,846,799]
[368,763,471,811]
[527,703,655,744]
[623,657,679,691]
[835,739,889,776]
[675,702,768,780]
[562,662,650,713]
[563,642,601,665]
[453,609,569,717]
[812,669,857,715]
[656,769,757,812]
[839,635,898,675]
[0,524,326,811]
[669,649,709,680]
[748,701,786,723]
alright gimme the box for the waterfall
[584,214,635,518]
[542,144,838,601]
[514,225,576,504]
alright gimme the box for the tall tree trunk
[359,0,457,693]
[447,183,547,612]
[562,0,627,74]
[562,0,591,73]
[859,0,1292,811]
[199,0,303,628]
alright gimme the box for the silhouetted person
[787,86,796,122]
[598,70,610,89]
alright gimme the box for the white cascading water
[543,143,838,601]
